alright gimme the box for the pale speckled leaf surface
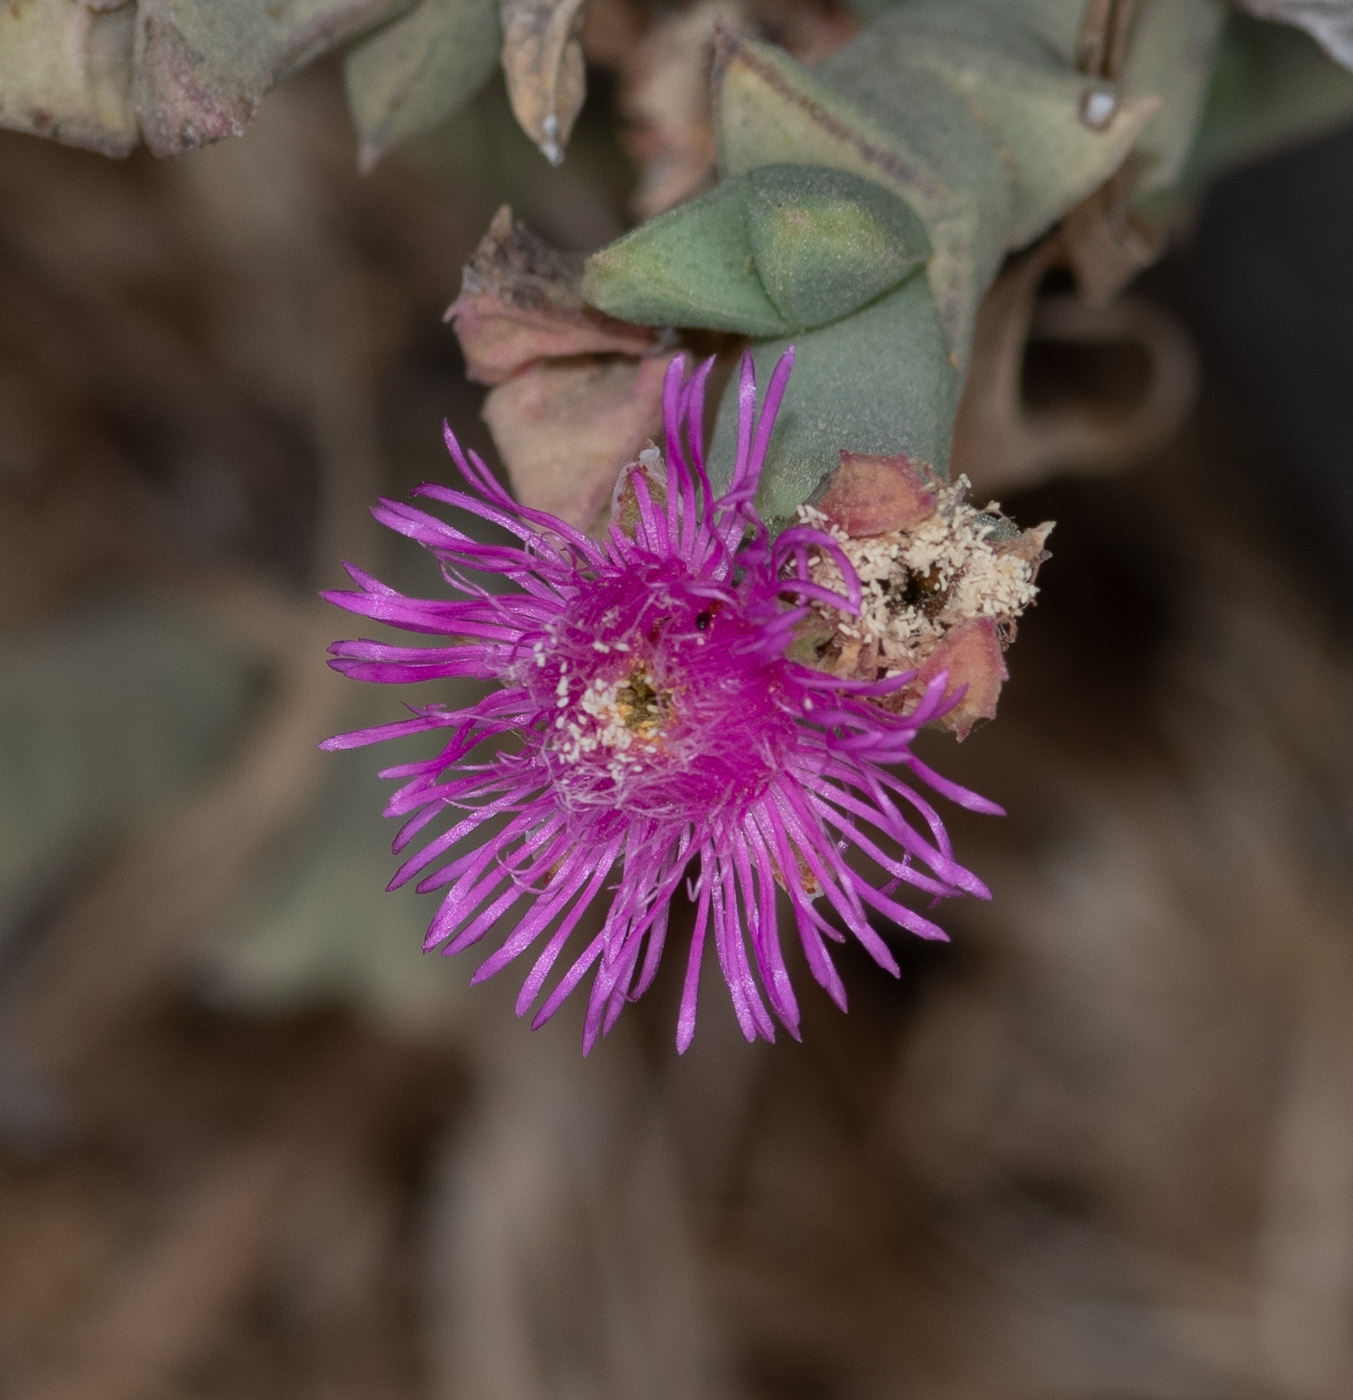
[0,0,137,156]
[745,164,930,329]
[584,178,791,335]
[714,31,1010,370]
[134,0,412,156]
[863,2,1160,244]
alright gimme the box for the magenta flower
[322,350,1001,1052]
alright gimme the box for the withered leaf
[995,520,1054,574]
[619,1,731,219]
[482,354,672,529]
[500,0,587,164]
[1059,170,1165,310]
[447,206,657,384]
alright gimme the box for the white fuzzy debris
[799,474,1042,674]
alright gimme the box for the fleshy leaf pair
[584,163,931,338]
[581,2,1188,520]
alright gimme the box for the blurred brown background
[3,31,1353,1400]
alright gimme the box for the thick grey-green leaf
[710,277,959,520]
[716,32,1011,371]
[744,164,930,330]
[829,3,1160,247]
[583,179,789,335]
[344,0,501,171]
[989,0,1090,64]
[0,604,259,952]
[1176,10,1353,193]
[0,0,136,157]
[134,0,412,156]
[602,0,1235,524]
[584,164,930,337]
[1120,0,1228,197]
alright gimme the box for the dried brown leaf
[447,206,657,384]
[578,0,648,69]
[952,236,1195,496]
[995,518,1054,572]
[1060,168,1165,310]
[748,0,860,63]
[500,0,587,165]
[617,1,858,219]
[482,353,672,529]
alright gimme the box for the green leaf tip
[344,0,500,172]
[583,178,788,336]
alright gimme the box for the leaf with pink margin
[447,207,657,386]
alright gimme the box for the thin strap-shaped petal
[733,349,756,495]
[902,753,1006,814]
[740,346,795,493]
[676,872,713,1052]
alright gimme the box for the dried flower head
[799,451,1052,738]
[322,351,1000,1053]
